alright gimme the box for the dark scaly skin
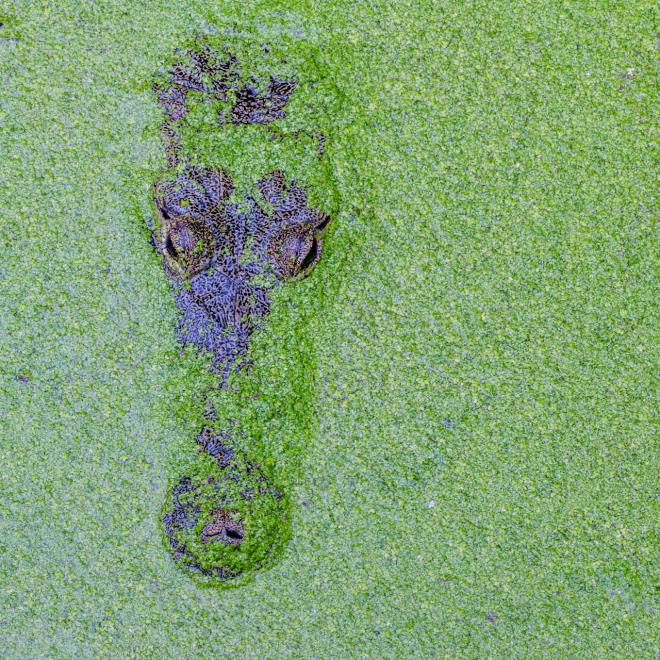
[153,166,330,381]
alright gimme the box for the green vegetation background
[0,0,657,656]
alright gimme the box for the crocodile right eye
[267,225,322,280]
[157,216,216,278]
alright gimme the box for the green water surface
[0,0,657,656]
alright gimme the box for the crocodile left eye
[268,226,323,280]
[156,216,216,278]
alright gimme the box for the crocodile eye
[157,216,216,278]
[268,226,322,279]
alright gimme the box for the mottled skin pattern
[153,44,299,168]
[154,43,331,580]
[153,166,329,382]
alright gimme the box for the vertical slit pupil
[299,237,319,272]
[165,233,178,258]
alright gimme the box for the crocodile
[152,38,338,584]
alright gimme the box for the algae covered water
[0,1,657,656]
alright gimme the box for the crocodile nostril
[225,528,243,541]
[201,509,245,546]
